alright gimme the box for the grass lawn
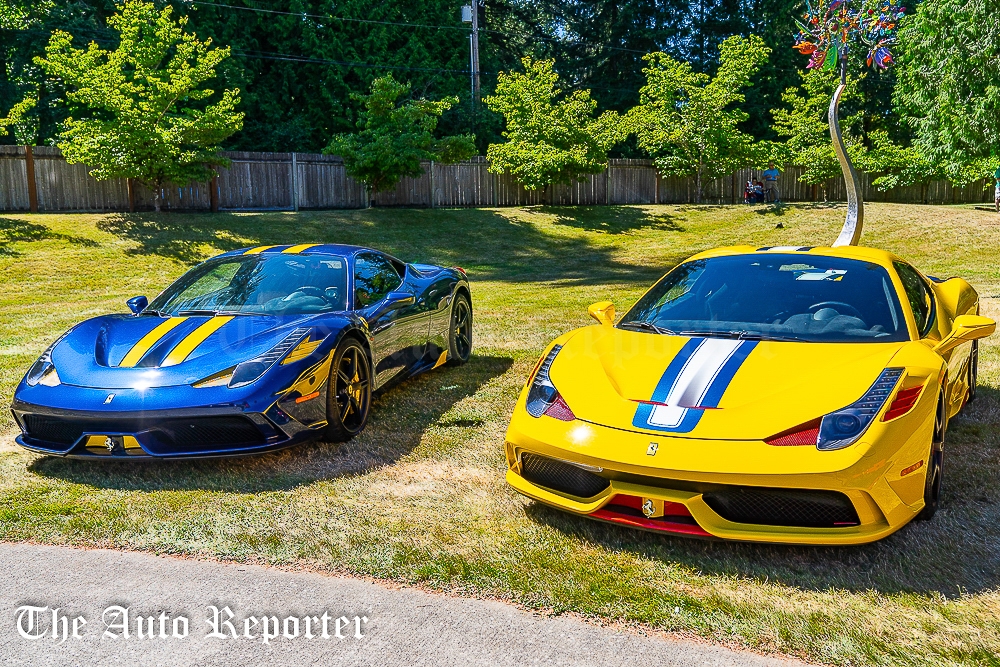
[2,202,1000,665]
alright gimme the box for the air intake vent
[520,453,609,499]
[702,487,859,528]
[21,413,265,453]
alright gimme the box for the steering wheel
[808,301,863,319]
[291,285,324,297]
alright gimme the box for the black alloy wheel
[447,293,472,365]
[967,340,979,404]
[323,338,372,442]
[917,391,947,521]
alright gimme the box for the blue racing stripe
[699,340,757,408]
[648,338,703,403]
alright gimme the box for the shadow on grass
[532,206,685,234]
[95,209,669,286]
[524,385,1000,597]
[27,353,512,493]
[0,217,99,256]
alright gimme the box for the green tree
[771,67,865,200]
[895,0,1000,183]
[855,130,944,201]
[0,97,36,144]
[630,35,769,203]
[485,57,626,190]
[33,0,242,211]
[325,74,475,199]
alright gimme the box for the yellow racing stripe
[244,245,281,254]
[119,317,188,368]
[283,244,320,254]
[160,316,234,367]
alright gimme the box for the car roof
[687,245,902,269]
[216,244,396,260]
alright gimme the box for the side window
[354,253,402,309]
[893,261,933,336]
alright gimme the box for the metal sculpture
[794,0,905,246]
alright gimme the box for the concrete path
[0,543,807,667]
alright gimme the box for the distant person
[995,165,1000,213]
[763,162,781,203]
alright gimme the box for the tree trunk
[695,161,703,204]
[153,181,162,213]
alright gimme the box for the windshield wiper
[139,308,167,317]
[177,309,244,316]
[618,321,678,335]
[679,329,807,342]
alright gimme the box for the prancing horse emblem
[104,436,115,452]
[104,393,115,404]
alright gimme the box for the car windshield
[618,254,909,343]
[148,253,349,316]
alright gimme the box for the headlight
[25,335,67,387]
[193,327,311,389]
[816,368,902,450]
[525,345,575,421]
[765,368,903,450]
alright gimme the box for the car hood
[49,313,344,389]
[549,325,908,440]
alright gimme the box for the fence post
[24,146,38,213]
[291,152,299,212]
[210,173,219,212]
[127,178,135,212]
[429,160,435,208]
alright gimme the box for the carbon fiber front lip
[10,399,316,459]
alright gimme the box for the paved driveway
[0,543,807,667]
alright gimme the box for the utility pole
[462,3,481,106]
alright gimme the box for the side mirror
[588,301,615,326]
[383,291,416,310]
[933,314,995,355]
[126,295,148,314]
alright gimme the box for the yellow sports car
[505,245,995,545]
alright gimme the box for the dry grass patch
[2,203,1000,665]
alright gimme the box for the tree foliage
[630,35,769,202]
[895,0,1000,183]
[33,0,243,210]
[771,68,865,197]
[484,57,627,190]
[325,74,475,197]
[855,130,943,196]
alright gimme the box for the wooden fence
[0,145,993,212]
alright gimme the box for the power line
[190,1,471,32]
[190,1,657,56]
[231,49,471,73]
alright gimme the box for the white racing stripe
[647,338,743,427]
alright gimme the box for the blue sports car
[11,244,473,459]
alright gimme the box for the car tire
[966,340,978,405]
[917,392,946,521]
[446,292,472,366]
[322,336,372,443]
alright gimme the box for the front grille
[703,487,859,528]
[521,453,610,499]
[150,417,265,450]
[22,414,86,445]
[21,413,265,452]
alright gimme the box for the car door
[354,252,426,387]
[895,261,967,409]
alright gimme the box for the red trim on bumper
[590,494,712,537]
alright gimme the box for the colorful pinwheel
[794,0,905,71]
